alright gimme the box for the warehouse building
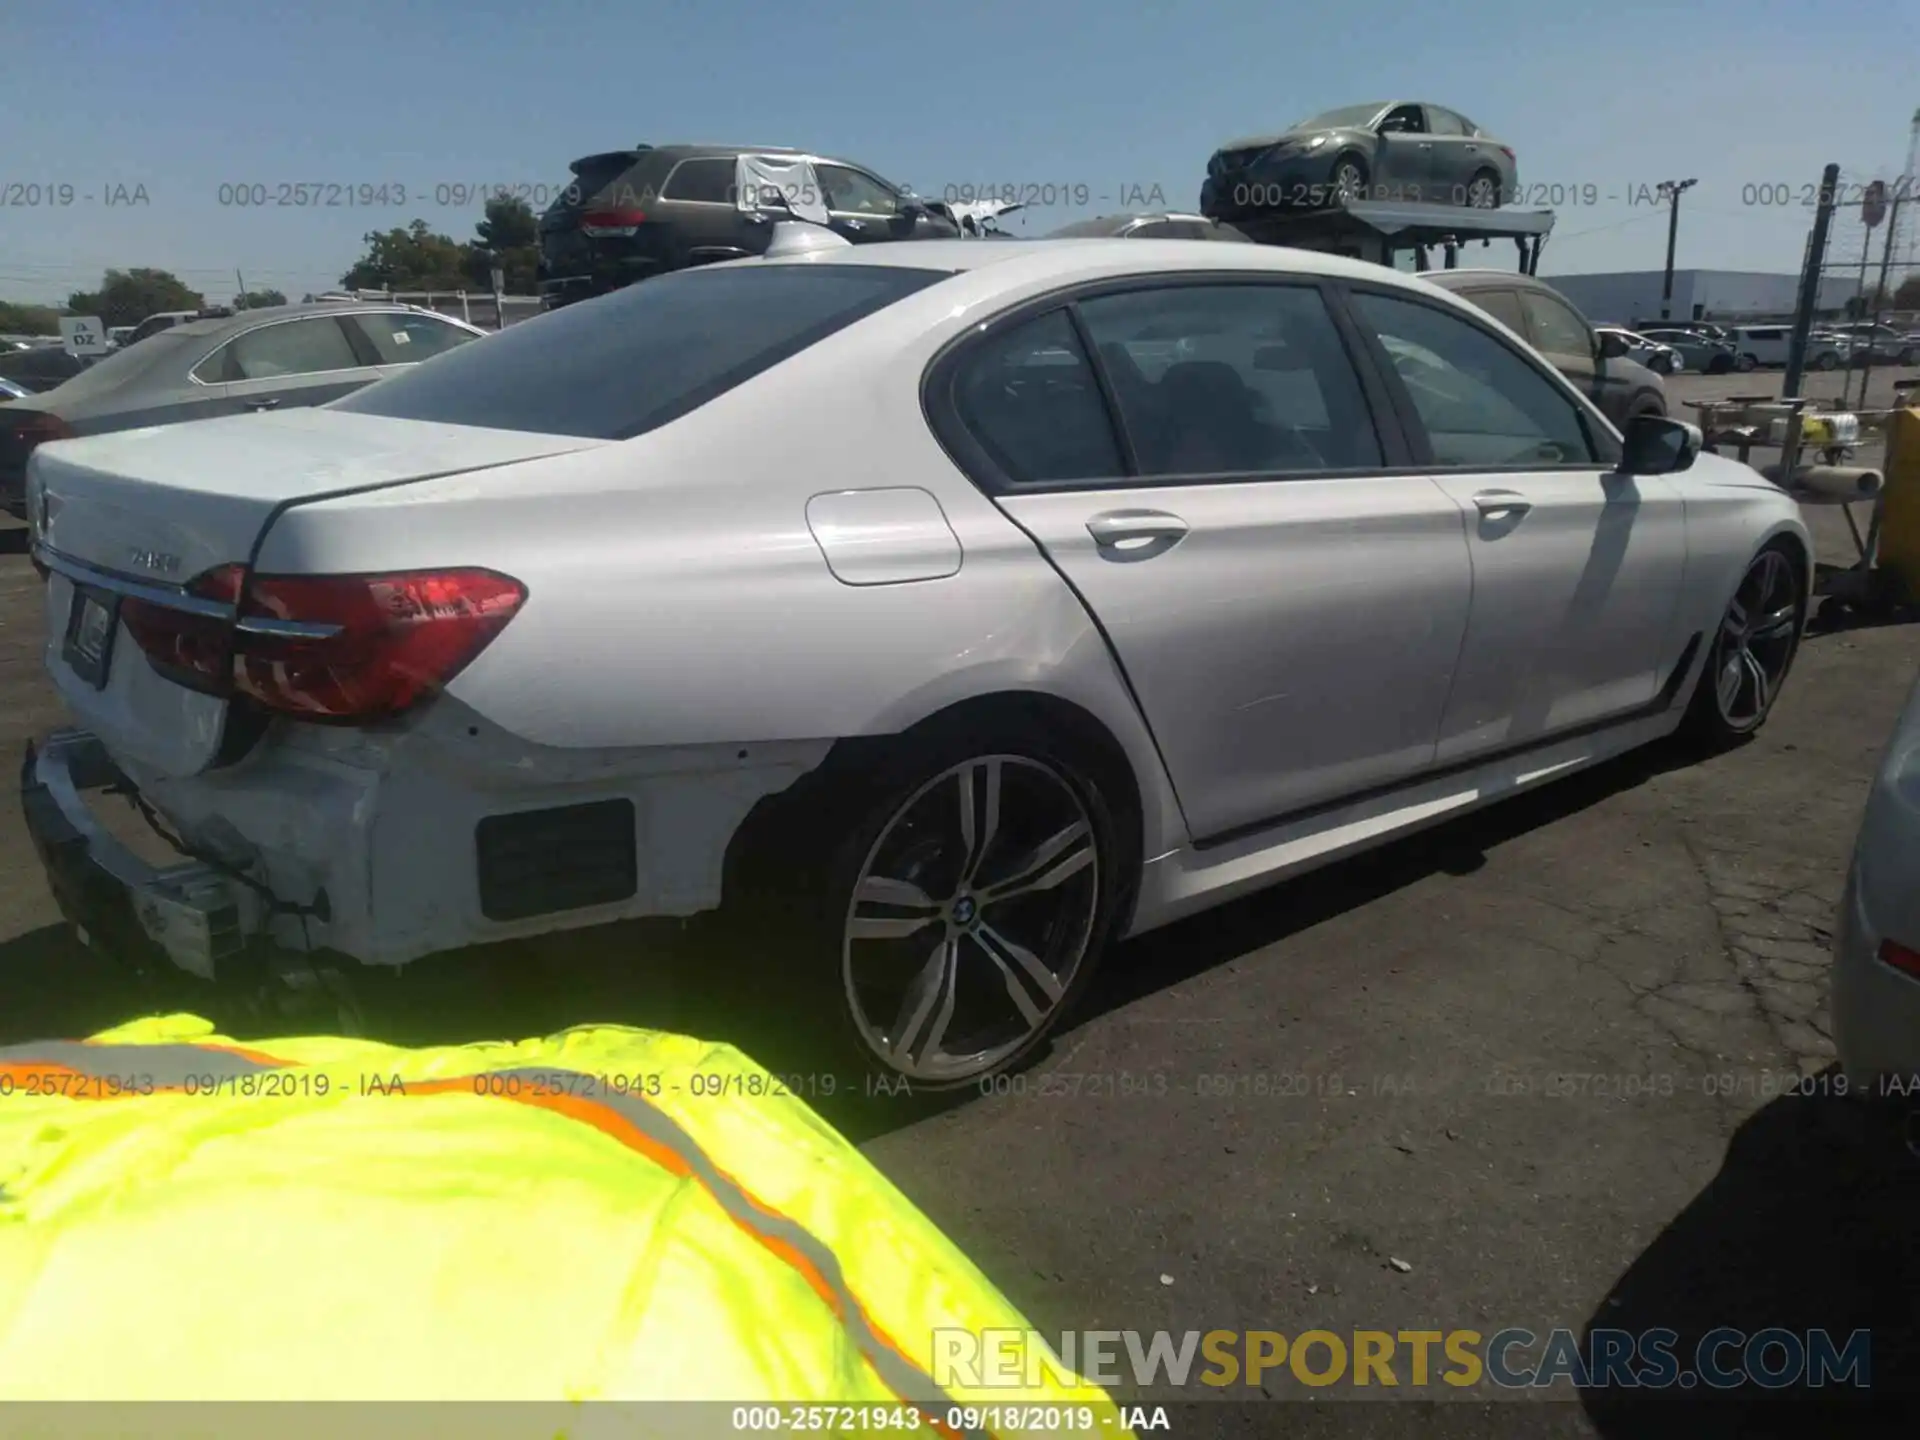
[1541,269,1863,325]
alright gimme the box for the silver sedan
[23,235,1810,1088]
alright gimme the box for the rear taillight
[121,564,246,694]
[1498,146,1515,161]
[123,565,526,721]
[1880,938,1920,980]
[10,410,73,456]
[579,207,647,237]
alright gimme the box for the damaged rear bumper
[22,729,259,981]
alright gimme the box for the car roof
[750,236,1474,296]
[1419,268,1546,288]
[167,302,440,337]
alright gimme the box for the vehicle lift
[1232,197,1557,275]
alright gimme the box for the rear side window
[661,158,736,203]
[949,310,1123,487]
[223,317,362,380]
[349,312,478,364]
[1076,283,1383,475]
[331,263,947,439]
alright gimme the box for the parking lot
[2,367,1918,1434]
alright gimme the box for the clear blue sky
[3,0,1916,306]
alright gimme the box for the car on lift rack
[1422,271,1668,427]
[1200,101,1519,224]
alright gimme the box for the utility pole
[1656,178,1698,320]
[1784,164,1842,395]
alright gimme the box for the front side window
[1353,290,1598,468]
[1426,108,1471,137]
[349,312,479,364]
[661,158,736,204]
[1519,291,1594,358]
[222,317,362,380]
[949,309,1122,488]
[1077,283,1384,476]
[1377,104,1426,134]
[817,165,898,216]
[333,263,945,439]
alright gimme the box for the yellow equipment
[1881,407,1920,606]
[0,1014,1135,1440]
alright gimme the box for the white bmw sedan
[23,237,1811,1087]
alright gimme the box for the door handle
[1472,490,1532,518]
[1086,509,1189,547]
[1418,142,1433,149]
[245,398,280,412]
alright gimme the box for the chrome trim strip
[34,544,344,638]
[36,544,235,617]
[234,615,342,639]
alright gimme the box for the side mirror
[1598,331,1631,360]
[1618,414,1701,475]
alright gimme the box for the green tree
[340,220,472,292]
[1894,274,1920,311]
[233,288,288,309]
[0,301,62,335]
[467,194,539,293]
[64,268,205,328]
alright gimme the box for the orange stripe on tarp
[2,1046,989,1436]
[410,1077,971,1439]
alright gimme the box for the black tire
[1706,353,1735,375]
[1899,347,1916,367]
[1816,351,1839,371]
[1736,352,1758,373]
[1328,154,1369,206]
[728,716,1130,1093]
[1465,169,1502,209]
[1680,539,1808,751]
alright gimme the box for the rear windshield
[542,152,651,225]
[330,263,949,439]
[26,331,197,401]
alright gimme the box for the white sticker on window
[392,330,410,344]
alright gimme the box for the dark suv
[1424,271,1667,427]
[537,144,961,308]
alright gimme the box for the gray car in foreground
[1833,672,1920,1132]
[1201,100,1519,222]
[0,302,483,515]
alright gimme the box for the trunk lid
[33,408,608,777]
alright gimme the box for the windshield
[1291,103,1387,131]
[331,263,949,439]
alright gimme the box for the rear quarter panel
[253,296,1191,858]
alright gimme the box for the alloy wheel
[1331,161,1366,204]
[841,755,1100,1084]
[1712,549,1800,732]
[1466,174,1498,208]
